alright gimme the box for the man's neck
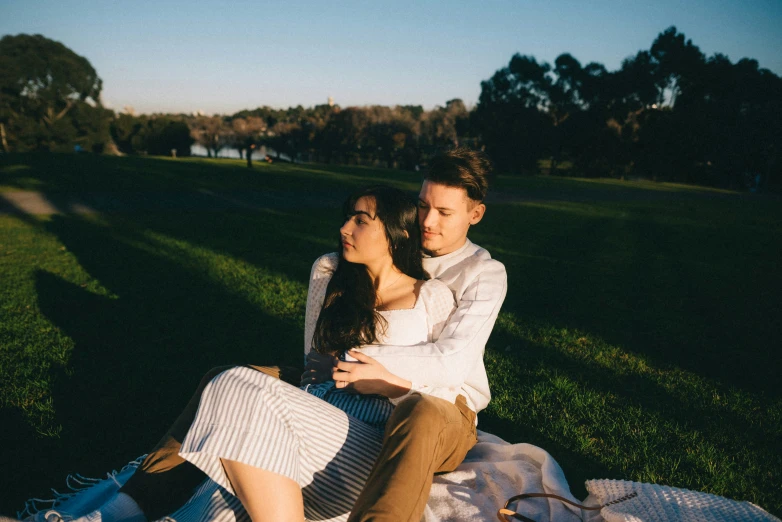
[425,237,468,258]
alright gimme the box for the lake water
[190,144,292,162]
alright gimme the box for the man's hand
[333,350,412,398]
[300,352,337,386]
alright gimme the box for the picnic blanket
[20,431,779,522]
[581,479,780,522]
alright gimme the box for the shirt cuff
[388,381,428,405]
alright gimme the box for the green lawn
[1,153,780,516]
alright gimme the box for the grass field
[1,153,781,516]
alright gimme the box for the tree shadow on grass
[2,210,323,514]
[0,153,419,195]
[114,208,339,291]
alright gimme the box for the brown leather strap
[497,491,638,522]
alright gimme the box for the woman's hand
[332,350,412,398]
[300,352,338,386]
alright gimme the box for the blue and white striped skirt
[304,380,395,431]
[179,366,395,522]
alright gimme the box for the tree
[421,99,467,152]
[189,115,232,157]
[267,121,302,162]
[649,26,705,108]
[673,54,782,188]
[319,108,372,164]
[295,104,335,162]
[231,116,267,167]
[110,114,193,156]
[0,33,107,151]
[146,118,193,156]
[474,54,554,173]
[545,54,587,172]
[111,113,145,154]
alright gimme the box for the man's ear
[469,203,486,225]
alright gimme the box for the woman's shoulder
[310,253,339,279]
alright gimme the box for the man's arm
[359,259,507,389]
[303,253,337,359]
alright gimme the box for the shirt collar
[423,238,473,262]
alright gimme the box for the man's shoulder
[467,241,494,260]
[427,241,506,296]
[455,241,506,274]
[311,253,339,278]
[420,277,453,299]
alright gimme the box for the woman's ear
[402,230,410,238]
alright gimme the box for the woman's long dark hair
[312,185,427,357]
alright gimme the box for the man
[55,148,506,522]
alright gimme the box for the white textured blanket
[425,431,582,521]
[581,479,780,522]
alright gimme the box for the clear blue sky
[2,0,780,115]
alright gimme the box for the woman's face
[340,196,391,266]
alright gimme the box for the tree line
[185,100,470,169]
[474,27,782,190]
[1,30,779,189]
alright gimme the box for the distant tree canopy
[0,33,111,152]
[111,113,193,157]
[174,102,469,170]
[2,28,779,189]
[189,115,231,158]
[474,27,782,189]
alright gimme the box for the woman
[177,185,455,521]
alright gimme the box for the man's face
[417,181,485,257]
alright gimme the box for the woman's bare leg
[221,458,304,522]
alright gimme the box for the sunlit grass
[560,176,740,194]
[136,229,308,321]
[496,172,742,195]
[0,215,111,436]
[483,314,781,508]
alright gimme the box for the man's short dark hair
[424,147,491,202]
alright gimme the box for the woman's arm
[331,279,456,400]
